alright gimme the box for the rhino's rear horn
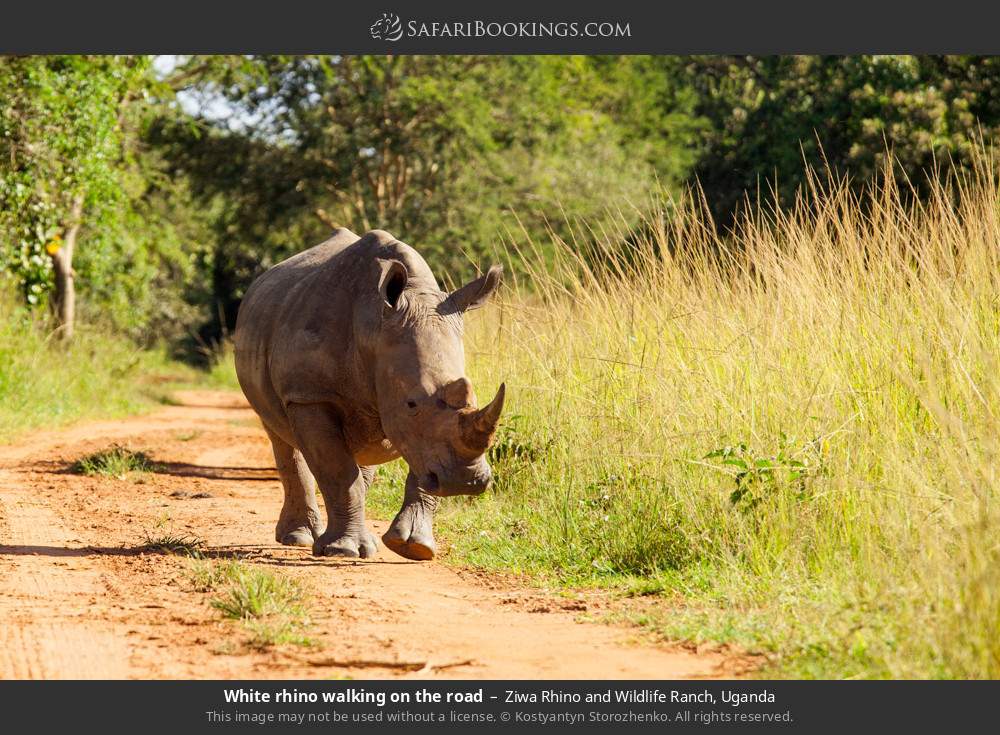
[442,377,475,409]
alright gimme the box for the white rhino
[234,228,504,560]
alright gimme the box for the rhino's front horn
[461,383,505,453]
[474,383,506,435]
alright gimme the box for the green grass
[411,157,1000,679]
[189,559,243,592]
[202,341,240,390]
[210,566,304,620]
[136,531,205,556]
[71,444,161,478]
[242,618,316,650]
[189,560,315,650]
[0,296,199,442]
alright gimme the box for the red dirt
[0,390,742,680]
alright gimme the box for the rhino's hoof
[382,529,436,561]
[278,528,314,547]
[312,530,378,559]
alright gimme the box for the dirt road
[0,391,736,680]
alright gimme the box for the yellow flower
[45,236,62,256]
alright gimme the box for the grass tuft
[137,531,205,556]
[210,567,305,620]
[243,619,317,650]
[71,444,161,478]
[188,559,243,592]
[189,560,313,650]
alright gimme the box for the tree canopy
[2,54,1000,347]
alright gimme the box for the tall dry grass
[444,154,1000,678]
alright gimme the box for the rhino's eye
[406,400,417,409]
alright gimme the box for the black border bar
[3,0,1000,54]
[1,680,998,733]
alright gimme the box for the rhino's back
[233,228,439,442]
[237,229,358,334]
[234,228,365,435]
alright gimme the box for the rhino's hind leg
[286,404,379,559]
[383,471,439,560]
[267,429,323,547]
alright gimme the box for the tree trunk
[50,196,83,341]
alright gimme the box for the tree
[681,56,1000,226]
[149,55,704,342]
[0,55,150,339]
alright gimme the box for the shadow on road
[0,543,418,565]
[154,462,278,482]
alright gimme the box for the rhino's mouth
[419,464,492,497]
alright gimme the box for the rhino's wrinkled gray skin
[234,228,504,561]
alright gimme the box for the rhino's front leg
[383,471,439,560]
[286,404,379,559]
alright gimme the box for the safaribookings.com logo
[369,13,631,42]
[370,13,404,41]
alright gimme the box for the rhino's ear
[446,265,502,313]
[378,259,408,312]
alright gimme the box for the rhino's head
[373,258,505,496]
